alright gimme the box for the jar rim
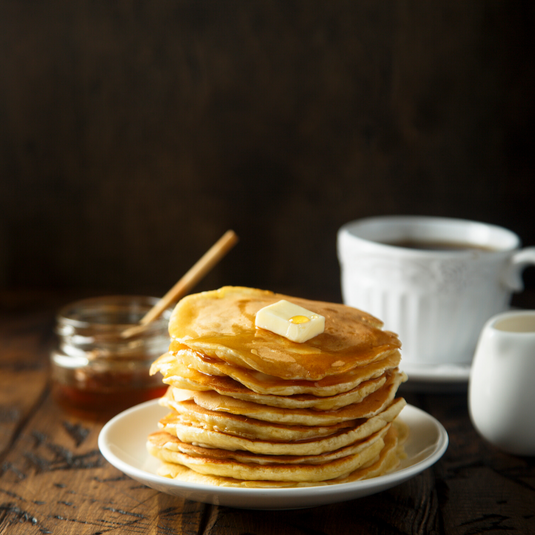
[56,295,172,331]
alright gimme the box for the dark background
[1,1,534,305]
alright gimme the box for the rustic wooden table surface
[1,291,534,535]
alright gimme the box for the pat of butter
[255,300,325,343]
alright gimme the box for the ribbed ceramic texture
[339,235,511,366]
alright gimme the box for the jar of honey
[51,295,171,420]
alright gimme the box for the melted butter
[289,315,310,324]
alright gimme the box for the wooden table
[1,291,534,535]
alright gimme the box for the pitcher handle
[502,247,535,291]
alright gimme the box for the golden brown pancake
[148,426,388,482]
[148,425,388,465]
[151,350,402,398]
[168,286,401,381]
[159,398,405,456]
[158,401,356,441]
[147,286,409,488]
[150,419,408,488]
[162,369,406,426]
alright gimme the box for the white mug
[337,216,535,367]
[469,310,535,456]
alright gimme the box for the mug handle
[502,247,535,291]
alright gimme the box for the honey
[50,295,172,420]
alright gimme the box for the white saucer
[401,362,471,384]
[98,399,448,510]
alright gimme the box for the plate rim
[98,399,448,507]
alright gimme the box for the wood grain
[1,293,535,534]
[0,311,52,458]
[406,390,535,535]
[1,391,208,534]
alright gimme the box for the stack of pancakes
[147,286,408,488]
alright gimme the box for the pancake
[148,424,388,465]
[147,426,388,482]
[168,286,401,381]
[175,376,390,411]
[152,419,408,488]
[159,398,406,456]
[158,402,356,441]
[166,373,389,411]
[146,286,409,488]
[162,369,406,426]
[151,350,401,397]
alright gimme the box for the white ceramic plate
[98,399,448,510]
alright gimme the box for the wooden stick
[122,230,238,338]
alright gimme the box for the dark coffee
[382,239,496,252]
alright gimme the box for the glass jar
[51,295,171,420]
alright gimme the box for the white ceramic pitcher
[469,310,535,456]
